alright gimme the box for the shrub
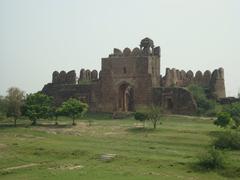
[214,130,240,150]
[187,84,217,115]
[223,103,240,128]
[134,112,147,122]
[58,98,88,125]
[147,106,162,129]
[197,147,226,170]
[214,112,232,128]
[232,116,240,129]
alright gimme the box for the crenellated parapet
[161,68,226,99]
[78,69,99,83]
[108,37,161,58]
[51,69,99,85]
[52,70,76,84]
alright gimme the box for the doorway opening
[118,83,134,112]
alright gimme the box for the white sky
[0,0,239,96]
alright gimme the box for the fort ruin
[42,38,226,114]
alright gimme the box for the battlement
[161,67,226,98]
[108,37,160,58]
[52,69,99,85]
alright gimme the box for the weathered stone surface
[180,70,186,80]
[210,68,226,99]
[140,37,154,55]
[52,71,59,84]
[123,48,131,57]
[113,48,122,56]
[186,70,194,80]
[152,87,197,115]
[154,46,160,56]
[59,71,67,83]
[218,97,240,105]
[194,71,203,84]
[131,47,141,56]
[161,67,226,100]
[79,69,86,81]
[203,70,211,87]
[91,70,98,80]
[85,70,91,80]
[66,70,76,84]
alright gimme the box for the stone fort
[42,38,226,114]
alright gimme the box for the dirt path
[2,163,38,171]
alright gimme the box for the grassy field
[0,114,240,180]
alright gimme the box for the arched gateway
[118,83,134,112]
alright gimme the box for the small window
[123,67,127,74]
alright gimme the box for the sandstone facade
[42,38,226,115]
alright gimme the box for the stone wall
[161,68,226,99]
[99,44,161,112]
[42,82,100,112]
[152,87,197,115]
[52,69,99,85]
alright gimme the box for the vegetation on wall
[187,84,219,116]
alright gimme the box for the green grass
[0,114,240,179]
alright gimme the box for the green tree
[223,102,240,128]
[197,147,226,170]
[0,96,7,118]
[147,106,162,129]
[48,106,62,125]
[214,112,232,128]
[188,84,217,115]
[59,98,88,125]
[25,93,53,125]
[5,87,25,126]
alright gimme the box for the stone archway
[118,83,134,112]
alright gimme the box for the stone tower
[99,38,161,112]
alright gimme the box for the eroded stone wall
[51,69,99,85]
[152,87,197,115]
[161,68,226,99]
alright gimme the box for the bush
[232,116,240,129]
[214,130,240,150]
[187,84,218,115]
[223,103,240,128]
[134,112,147,122]
[197,147,226,170]
[214,112,232,128]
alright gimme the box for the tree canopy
[25,93,53,125]
[5,87,25,126]
[58,98,88,125]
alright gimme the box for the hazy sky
[0,0,239,96]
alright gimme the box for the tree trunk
[32,119,37,126]
[72,117,76,126]
[153,121,157,129]
[14,118,17,127]
[55,117,58,125]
